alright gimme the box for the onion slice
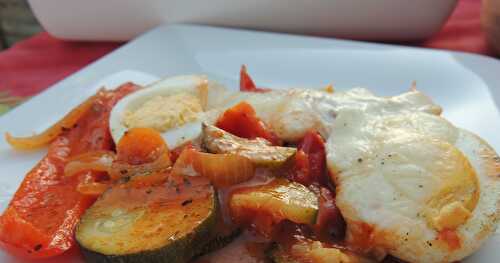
[64,148,171,182]
[125,170,171,188]
[64,150,116,177]
[109,151,172,180]
[173,148,255,188]
[5,94,97,150]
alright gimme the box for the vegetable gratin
[0,66,499,263]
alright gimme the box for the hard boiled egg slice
[109,75,229,149]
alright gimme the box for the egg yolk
[123,93,203,132]
[381,135,479,231]
[422,139,479,230]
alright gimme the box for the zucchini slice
[195,226,241,258]
[230,178,318,225]
[202,123,296,167]
[76,175,217,263]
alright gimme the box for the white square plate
[0,24,499,262]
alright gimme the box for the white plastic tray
[0,24,499,262]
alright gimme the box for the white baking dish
[28,0,457,41]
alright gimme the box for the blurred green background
[0,0,42,50]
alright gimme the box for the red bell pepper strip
[288,131,345,241]
[239,65,270,93]
[288,131,328,186]
[0,83,138,259]
[314,187,346,242]
[288,149,311,186]
[297,131,328,186]
[216,101,281,145]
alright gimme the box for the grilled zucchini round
[76,176,217,263]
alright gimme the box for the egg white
[109,75,230,149]
[326,94,500,262]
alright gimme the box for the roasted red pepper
[288,131,328,187]
[286,131,345,241]
[288,149,311,185]
[314,187,346,241]
[298,131,328,186]
[216,101,281,145]
[0,83,138,259]
[239,65,270,93]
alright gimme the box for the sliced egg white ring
[110,75,229,149]
[160,120,203,150]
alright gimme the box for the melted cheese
[247,87,498,263]
[232,88,442,142]
[324,92,485,263]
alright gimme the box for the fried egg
[242,87,442,142]
[325,92,500,262]
[242,87,500,262]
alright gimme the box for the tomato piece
[0,83,138,259]
[230,206,277,238]
[170,142,195,163]
[438,229,461,250]
[116,127,169,165]
[297,131,328,186]
[239,65,270,93]
[346,221,375,252]
[288,150,312,186]
[216,101,281,145]
[314,187,346,242]
[287,131,328,187]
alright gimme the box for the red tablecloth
[0,0,493,114]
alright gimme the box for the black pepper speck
[34,244,42,251]
[181,199,193,206]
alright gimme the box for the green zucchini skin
[195,227,242,258]
[79,212,216,263]
[76,176,218,263]
[230,178,319,225]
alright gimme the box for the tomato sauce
[195,231,270,263]
[438,229,461,251]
